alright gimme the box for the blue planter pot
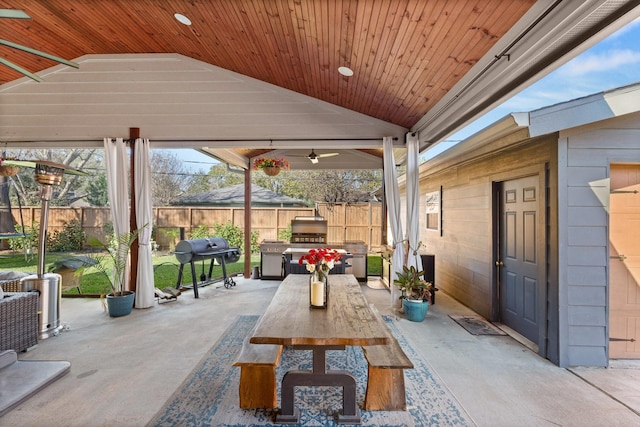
[402,299,429,322]
[106,291,135,317]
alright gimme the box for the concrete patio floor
[2,276,640,426]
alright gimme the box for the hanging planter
[253,157,289,176]
[262,166,281,176]
[0,165,18,177]
[0,159,19,177]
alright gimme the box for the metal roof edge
[529,80,640,136]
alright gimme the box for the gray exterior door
[498,175,542,343]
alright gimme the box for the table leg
[275,346,362,425]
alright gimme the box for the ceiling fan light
[310,157,319,164]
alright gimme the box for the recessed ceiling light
[174,13,192,26]
[338,66,354,77]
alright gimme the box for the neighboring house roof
[172,184,307,207]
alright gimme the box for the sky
[174,17,640,169]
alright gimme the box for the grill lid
[174,237,234,264]
[290,216,327,236]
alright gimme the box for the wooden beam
[244,168,252,278]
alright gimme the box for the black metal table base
[275,345,362,425]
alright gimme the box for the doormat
[449,315,506,336]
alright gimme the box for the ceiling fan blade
[2,159,87,175]
[0,57,43,82]
[0,38,79,69]
[0,9,30,19]
[317,152,339,158]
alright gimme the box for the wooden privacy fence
[10,203,383,251]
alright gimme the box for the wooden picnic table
[250,274,391,424]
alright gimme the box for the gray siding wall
[403,133,557,322]
[559,112,640,367]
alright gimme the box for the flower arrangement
[298,248,342,275]
[253,157,290,170]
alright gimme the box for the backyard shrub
[188,224,211,239]
[278,224,291,242]
[48,219,87,252]
[194,221,261,254]
[7,222,39,253]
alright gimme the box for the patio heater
[17,160,85,339]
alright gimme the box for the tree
[85,172,109,206]
[5,148,99,207]
[253,169,382,204]
[150,150,194,205]
[191,163,244,192]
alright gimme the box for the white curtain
[405,133,421,271]
[134,138,155,308]
[103,137,130,292]
[383,136,404,305]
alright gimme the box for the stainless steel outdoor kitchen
[259,216,368,282]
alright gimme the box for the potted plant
[88,228,143,317]
[394,265,434,322]
[253,157,290,176]
[48,255,98,294]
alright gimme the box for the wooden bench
[233,332,283,409]
[362,305,413,411]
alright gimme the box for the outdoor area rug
[148,314,474,427]
[449,315,507,336]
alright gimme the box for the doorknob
[495,260,504,267]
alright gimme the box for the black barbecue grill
[174,237,240,298]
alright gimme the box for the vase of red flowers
[298,248,342,309]
[253,157,290,176]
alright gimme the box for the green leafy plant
[48,219,87,252]
[211,221,260,254]
[7,221,39,253]
[189,225,211,239]
[393,265,433,302]
[278,224,292,242]
[87,227,144,296]
[160,227,181,251]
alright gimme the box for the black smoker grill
[174,237,240,298]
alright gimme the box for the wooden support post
[129,127,140,294]
[244,168,252,278]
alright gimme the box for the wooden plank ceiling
[0,0,535,132]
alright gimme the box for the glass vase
[309,269,328,309]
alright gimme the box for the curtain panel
[134,138,154,308]
[103,137,130,292]
[383,136,404,305]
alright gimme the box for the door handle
[495,260,504,267]
[610,254,627,261]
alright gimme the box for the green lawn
[0,251,383,295]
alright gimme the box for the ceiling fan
[305,149,339,164]
[0,9,79,82]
